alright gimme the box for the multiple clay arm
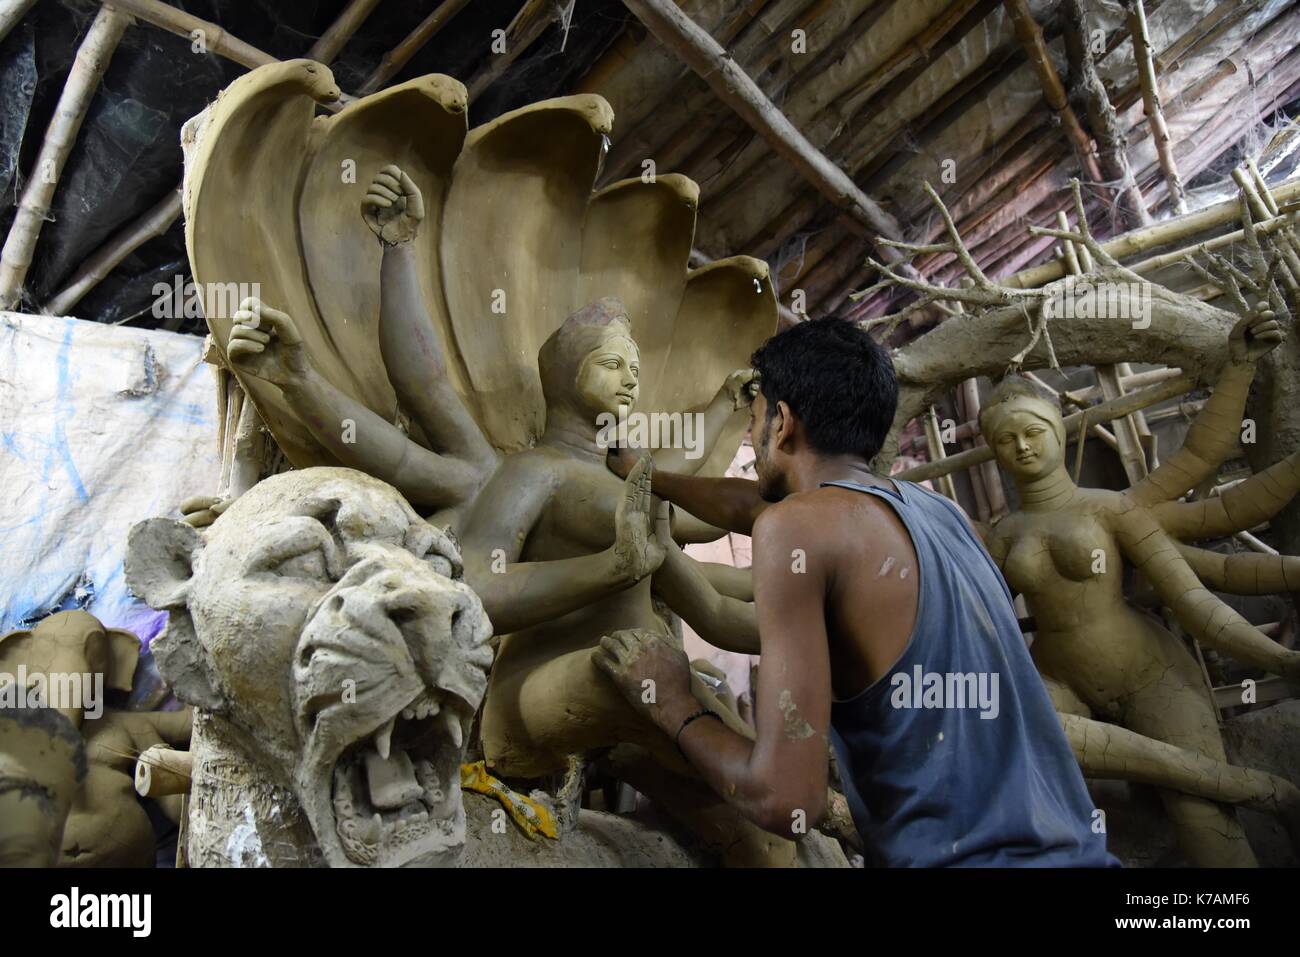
[227,166,493,510]
[1130,308,1282,509]
[1115,505,1300,680]
[1175,541,1300,594]
[1155,448,1300,542]
[461,458,665,635]
[376,239,495,475]
[651,508,760,655]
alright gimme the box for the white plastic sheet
[0,312,219,635]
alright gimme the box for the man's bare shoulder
[753,485,906,558]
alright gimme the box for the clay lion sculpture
[127,467,844,867]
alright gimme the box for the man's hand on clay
[1229,306,1283,364]
[179,494,233,529]
[227,297,309,387]
[611,457,666,583]
[361,164,425,245]
[593,628,692,723]
[720,368,758,411]
[606,442,647,480]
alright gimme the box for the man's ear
[104,629,141,694]
[125,518,202,610]
[774,399,797,452]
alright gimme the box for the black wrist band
[675,708,721,756]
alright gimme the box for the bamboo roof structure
[2,0,1297,337]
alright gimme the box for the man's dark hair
[750,317,898,460]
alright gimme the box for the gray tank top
[822,478,1117,867]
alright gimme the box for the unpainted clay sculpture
[0,706,85,867]
[126,467,843,867]
[181,62,797,861]
[183,60,774,506]
[979,308,1300,866]
[127,467,494,868]
[0,610,192,866]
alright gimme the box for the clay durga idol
[178,62,814,864]
[980,307,1300,866]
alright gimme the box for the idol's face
[990,408,1064,480]
[576,332,640,418]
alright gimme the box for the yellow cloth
[460,761,559,840]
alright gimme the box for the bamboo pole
[134,745,192,798]
[0,0,38,44]
[41,0,377,317]
[306,0,383,63]
[1004,177,1300,289]
[107,0,274,70]
[1232,165,1300,295]
[44,190,181,316]
[898,373,1198,483]
[357,0,471,96]
[1056,209,1149,481]
[465,0,558,100]
[0,4,130,310]
[923,406,958,501]
[600,0,806,186]
[621,0,914,270]
[1062,0,1150,229]
[1002,0,1104,185]
[1126,0,1188,214]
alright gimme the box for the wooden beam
[1005,176,1300,289]
[357,0,471,96]
[0,4,130,310]
[306,0,383,63]
[1061,0,1150,229]
[465,0,558,101]
[1126,0,1188,214]
[621,0,912,269]
[1001,0,1104,185]
[41,0,372,317]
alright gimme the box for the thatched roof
[2,0,1297,335]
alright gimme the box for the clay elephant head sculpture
[125,467,494,867]
[0,610,139,727]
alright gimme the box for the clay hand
[361,164,425,245]
[690,658,739,716]
[593,628,692,721]
[1229,306,1283,364]
[227,297,310,387]
[611,457,665,583]
[720,368,758,411]
[179,494,233,528]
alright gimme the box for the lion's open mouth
[328,689,471,866]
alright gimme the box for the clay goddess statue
[980,307,1300,866]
